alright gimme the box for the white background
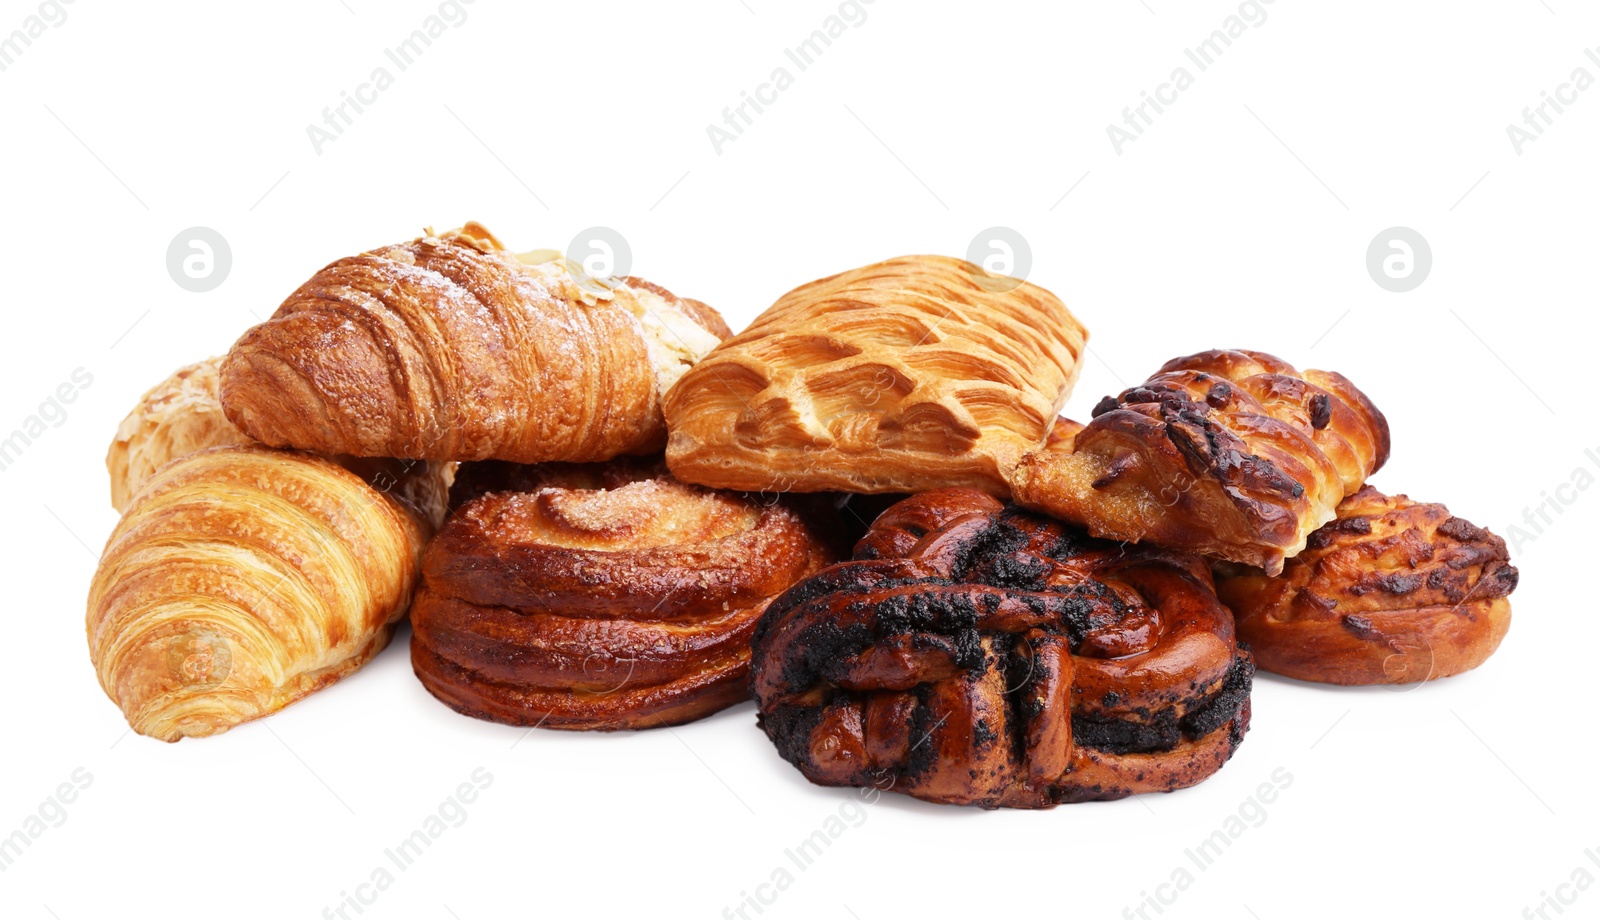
[1,1,1595,918]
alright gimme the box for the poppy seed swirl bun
[750,488,1253,808]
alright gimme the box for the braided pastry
[411,458,838,730]
[220,222,730,464]
[662,255,1088,496]
[751,489,1253,808]
[87,447,430,741]
[1216,485,1516,685]
[1010,349,1389,574]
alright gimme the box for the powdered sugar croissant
[219,223,731,464]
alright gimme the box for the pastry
[1010,349,1389,574]
[87,447,430,741]
[107,358,254,512]
[661,255,1088,495]
[219,222,731,464]
[107,357,451,529]
[1215,485,1516,684]
[750,489,1253,808]
[411,457,838,730]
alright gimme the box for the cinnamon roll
[750,489,1253,808]
[411,458,837,730]
[1215,485,1516,685]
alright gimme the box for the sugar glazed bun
[750,489,1253,808]
[1011,349,1389,575]
[662,255,1088,496]
[411,458,838,730]
[1215,485,1516,685]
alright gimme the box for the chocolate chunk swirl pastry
[411,457,837,730]
[750,489,1253,808]
[1010,349,1389,574]
[1215,485,1516,685]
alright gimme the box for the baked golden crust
[1216,485,1516,685]
[410,457,837,730]
[107,358,255,512]
[1010,349,1389,574]
[750,489,1253,808]
[219,223,728,464]
[107,357,453,530]
[87,447,430,741]
[661,255,1088,495]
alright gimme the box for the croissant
[1215,485,1516,684]
[411,457,838,730]
[751,489,1253,808]
[87,447,430,741]
[107,358,253,512]
[662,255,1088,495]
[219,223,731,464]
[1010,349,1389,574]
[107,357,452,529]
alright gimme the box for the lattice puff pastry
[1011,349,1389,574]
[662,255,1088,495]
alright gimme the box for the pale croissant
[107,356,451,529]
[219,223,731,463]
[87,447,429,741]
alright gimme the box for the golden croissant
[219,222,731,464]
[87,447,430,741]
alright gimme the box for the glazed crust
[219,223,728,464]
[1010,349,1390,574]
[1215,485,1516,685]
[750,489,1252,809]
[411,458,837,730]
[86,447,430,741]
[662,255,1088,495]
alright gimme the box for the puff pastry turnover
[219,223,730,464]
[1216,485,1516,684]
[662,255,1088,495]
[87,447,430,741]
[1010,349,1389,574]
